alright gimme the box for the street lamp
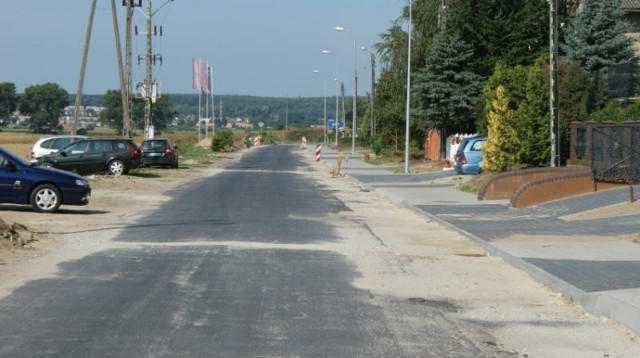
[404,0,412,174]
[321,50,340,148]
[313,70,328,146]
[335,26,358,156]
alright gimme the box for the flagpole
[198,84,202,142]
[205,69,209,138]
[210,66,215,137]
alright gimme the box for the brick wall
[424,130,441,161]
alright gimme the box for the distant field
[0,132,41,159]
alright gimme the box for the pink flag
[200,62,209,94]
[192,58,200,90]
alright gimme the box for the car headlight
[75,179,89,187]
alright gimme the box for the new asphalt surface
[308,145,640,337]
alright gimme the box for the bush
[76,128,88,135]
[211,129,234,151]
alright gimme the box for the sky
[0,0,406,98]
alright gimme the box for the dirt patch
[0,152,239,268]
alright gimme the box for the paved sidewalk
[309,146,640,337]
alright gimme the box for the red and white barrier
[301,136,307,150]
[254,136,261,146]
[315,144,321,161]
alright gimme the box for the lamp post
[321,50,340,148]
[313,70,328,146]
[335,26,358,156]
[404,0,412,174]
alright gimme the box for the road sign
[327,120,345,131]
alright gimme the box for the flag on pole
[192,58,200,90]
[200,61,209,94]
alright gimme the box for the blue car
[453,135,487,174]
[0,147,91,213]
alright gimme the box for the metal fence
[591,124,640,184]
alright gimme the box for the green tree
[412,32,484,152]
[483,85,521,172]
[100,91,175,133]
[99,90,124,129]
[480,63,529,133]
[562,0,636,76]
[517,57,551,166]
[448,0,549,76]
[0,82,18,124]
[20,83,69,133]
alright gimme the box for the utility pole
[143,0,153,139]
[138,0,166,140]
[550,0,560,167]
[370,52,376,137]
[72,0,97,135]
[285,96,288,131]
[111,0,129,139]
[123,0,140,139]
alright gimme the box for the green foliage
[480,62,529,132]
[76,128,89,135]
[587,102,625,123]
[517,57,552,167]
[370,135,382,156]
[99,90,123,128]
[211,128,234,151]
[448,0,548,76]
[562,0,637,76]
[20,83,68,134]
[412,32,484,139]
[168,94,329,129]
[0,82,18,121]
[99,90,176,132]
[483,86,521,172]
[559,61,590,124]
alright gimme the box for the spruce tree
[412,32,484,143]
[562,0,636,76]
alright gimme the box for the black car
[0,147,91,213]
[140,138,179,168]
[39,138,142,176]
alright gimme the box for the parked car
[454,135,487,174]
[140,138,179,168]
[38,138,142,176]
[30,135,89,163]
[0,147,91,213]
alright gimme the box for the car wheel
[30,184,61,213]
[172,159,178,169]
[108,160,125,176]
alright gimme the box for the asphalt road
[0,145,511,357]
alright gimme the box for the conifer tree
[562,0,636,76]
[483,85,521,172]
[412,32,484,145]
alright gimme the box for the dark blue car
[0,147,91,213]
